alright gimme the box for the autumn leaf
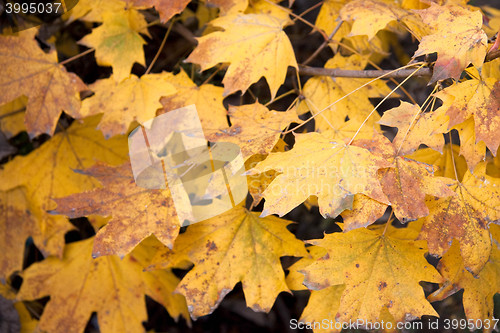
[158,69,229,136]
[0,188,36,282]
[452,117,487,170]
[0,116,127,257]
[340,194,388,231]
[207,102,298,160]
[205,0,248,15]
[125,0,191,22]
[339,0,409,40]
[407,144,468,181]
[316,0,350,42]
[377,101,448,155]
[297,284,399,333]
[0,96,27,139]
[379,155,455,222]
[80,73,176,137]
[0,29,86,137]
[434,77,500,155]
[18,237,189,333]
[151,205,307,319]
[53,162,180,257]
[286,245,326,291]
[79,10,149,81]
[413,4,488,82]
[245,0,291,22]
[186,13,298,99]
[300,223,442,323]
[249,132,392,218]
[353,133,455,222]
[66,0,127,23]
[428,237,500,332]
[0,115,127,207]
[418,163,500,274]
[245,153,279,205]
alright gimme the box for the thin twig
[282,62,425,134]
[145,20,175,75]
[302,20,343,66]
[292,1,323,23]
[300,49,500,79]
[299,65,432,78]
[59,48,95,65]
[486,49,500,62]
[0,107,25,119]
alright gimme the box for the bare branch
[298,65,433,78]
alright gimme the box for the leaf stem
[348,63,426,145]
[145,20,175,75]
[449,133,460,183]
[59,48,95,66]
[395,83,439,155]
[301,20,343,66]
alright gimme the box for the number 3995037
[4,2,62,14]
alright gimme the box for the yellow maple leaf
[299,286,400,333]
[353,134,455,222]
[407,144,468,180]
[17,237,189,333]
[245,0,291,23]
[80,73,176,138]
[79,10,149,81]
[300,224,442,323]
[340,194,388,231]
[418,163,500,274]
[0,116,128,209]
[0,116,128,257]
[66,0,127,23]
[379,156,455,221]
[286,245,327,291]
[434,77,500,154]
[340,0,410,40]
[245,153,279,205]
[377,101,448,155]
[158,69,229,136]
[413,4,488,82]
[299,54,392,132]
[316,0,350,40]
[208,102,298,160]
[15,301,38,333]
[0,29,86,137]
[151,205,307,319]
[428,237,500,333]
[452,117,487,170]
[249,132,392,218]
[125,0,191,22]
[0,96,27,138]
[186,13,298,99]
[53,162,181,257]
[0,187,37,281]
[205,0,248,15]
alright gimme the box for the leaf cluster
[1,0,500,332]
